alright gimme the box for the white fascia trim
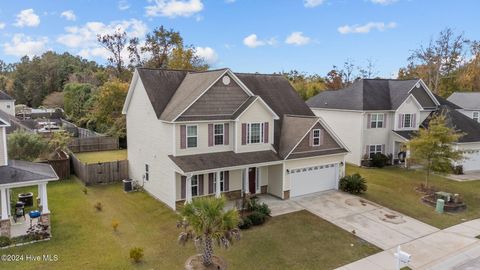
[395,94,423,113]
[234,96,279,120]
[2,128,7,165]
[286,152,347,164]
[409,79,440,106]
[0,178,58,189]
[122,69,140,114]
[392,131,409,142]
[227,70,255,96]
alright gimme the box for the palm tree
[177,196,240,267]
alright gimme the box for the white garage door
[462,149,480,172]
[290,163,338,197]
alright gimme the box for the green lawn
[1,178,379,270]
[74,149,127,164]
[347,164,480,229]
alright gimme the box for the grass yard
[1,178,379,270]
[348,164,480,229]
[74,149,127,164]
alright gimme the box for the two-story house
[122,68,349,210]
[307,79,480,172]
[447,92,480,122]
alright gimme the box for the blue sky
[0,0,479,77]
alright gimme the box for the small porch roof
[0,160,59,188]
[392,130,415,141]
[169,150,282,174]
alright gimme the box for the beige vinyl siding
[175,121,234,156]
[363,111,394,159]
[0,100,15,116]
[267,164,283,198]
[236,99,274,153]
[126,78,176,209]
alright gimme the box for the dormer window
[248,123,263,144]
[473,112,479,122]
[403,114,414,128]
[312,129,321,146]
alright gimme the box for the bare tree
[97,29,127,77]
[358,58,379,79]
[341,59,355,85]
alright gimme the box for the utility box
[436,199,445,213]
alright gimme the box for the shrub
[339,173,367,194]
[94,202,103,211]
[370,153,389,168]
[256,203,271,217]
[0,236,12,247]
[238,217,253,230]
[129,247,144,263]
[247,211,266,226]
[453,165,463,175]
[112,220,119,232]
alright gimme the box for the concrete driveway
[292,191,439,250]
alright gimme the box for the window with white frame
[186,125,198,148]
[213,171,225,192]
[402,114,414,128]
[191,175,199,197]
[312,129,321,146]
[248,123,263,144]
[214,124,224,145]
[369,145,383,159]
[473,112,479,122]
[145,164,149,181]
[370,113,384,128]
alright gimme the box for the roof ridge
[234,72,284,77]
[284,114,318,118]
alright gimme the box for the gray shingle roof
[0,160,58,185]
[306,79,427,111]
[447,92,480,110]
[278,115,319,159]
[0,90,14,100]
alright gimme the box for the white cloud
[370,0,398,5]
[304,0,325,8]
[14,9,40,27]
[285,32,311,46]
[196,47,218,64]
[243,34,276,48]
[61,10,76,21]
[57,19,148,61]
[145,0,203,18]
[0,23,5,30]
[118,0,131,10]
[338,22,397,34]
[3,34,48,57]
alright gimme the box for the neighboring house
[123,68,348,210]
[0,110,59,238]
[307,79,480,172]
[0,91,15,116]
[447,92,480,122]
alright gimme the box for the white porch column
[215,171,221,198]
[38,184,43,210]
[6,188,10,216]
[40,182,49,214]
[243,168,249,194]
[185,175,192,203]
[0,188,8,220]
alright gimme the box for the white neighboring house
[447,92,480,122]
[307,79,480,172]
[0,91,15,116]
[123,68,349,210]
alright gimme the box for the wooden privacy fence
[40,157,71,179]
[71,154,128,185]
[69,136,119,153]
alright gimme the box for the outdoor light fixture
[340,162,344,166]
[286,169,290,174]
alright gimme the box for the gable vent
[222,76,231,85]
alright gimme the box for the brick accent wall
[0,219,11,238]
[283,190,290,200]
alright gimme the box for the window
[403,114,414,128]
[473,112,479,122]
[186,125,197,148]
[214,124,224,145]
[248,123,263,144]
[370,113,384,128]
[312,129,321,146]
[369,145,383,159]
[145,164,149,181]
[191,175,198,197]
[6,105,10,109]
[213,172,225,192]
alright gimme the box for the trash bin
[436,199,445,213]
[18,192,34,207]
[123,179,133,192]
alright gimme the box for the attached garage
[460,149,480,172]
[289,163,339,197]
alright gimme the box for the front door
[248,167,256,194]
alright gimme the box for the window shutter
[381,144,385,154]
[180,125,186,149]
[309,130,314,146]
[224,123,229,145]
[241,123,247,145]
[383,113,387,128]
[263,122,269,143]
[208,173,214,194]
[398,115,402,129]
[198,174,204,195]
[412,114,417,127]
[181,176,186,199]
[208,124,213,147]
[320,129,324,145]
[367,114,371,129]
[224,171,229,192]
